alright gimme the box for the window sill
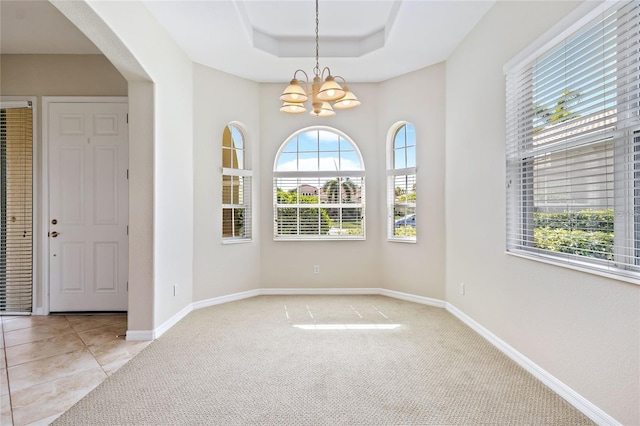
[387,237,417,244]
[273,236,365,242]
[506,249,640,286]
[222,238,252,245]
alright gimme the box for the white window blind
[388,123,417,241]
[1,104,33,313]
[274,128,365,240]
[222,124,252,242]
[506,0,640,280]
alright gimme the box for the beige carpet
[53,295,593,425]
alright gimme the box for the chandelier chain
[314,0,320,77]
[279,0,359,115]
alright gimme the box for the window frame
[505,0,640,285]
[221,122,252,243]
[387,122,417,243]
[273,126,365,241]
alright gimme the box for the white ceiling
[1,0,494,83]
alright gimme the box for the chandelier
[279,0,360,117]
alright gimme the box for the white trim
[260,287,379,296]
[41,96,128,315]
[503,0,610,74]
[151,302,194,340]
[0,101,32,109]
[507,251,640,286]
[125,330,155,341]
[0,96,38,314]
[191,289,261,310]
[379,288,446,308]
[222,167,252,177]
[273,170,366,179]
[127,287,618,425]
[446,303,622,426]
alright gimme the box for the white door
[48,102,128,312]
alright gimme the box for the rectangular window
[274,175,365,239]
[506,1,640,280]
[222,172,251,240]
[388,173,416,241]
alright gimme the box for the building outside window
[273,127,365,240]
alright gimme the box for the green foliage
[534,90,581,132]
[533,208,613,260]
[276,189,318,204]
[396,192,416,203]
[275,189,331,235]
[534,209,613,232]
[534,227,613,260]
[394,227,416,237]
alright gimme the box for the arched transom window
[274,127,365,240]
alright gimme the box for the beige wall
[77,0,195,332]
[4,3,637,422]
[257,63,446,299]
[258,82,386,290]
[445,1,639,424]
[378,63,446,299]
[192,64,261,301]
[0,53,127,314]
[1,54,127,96]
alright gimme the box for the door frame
[0,96,38,315]
[41,96,128,315]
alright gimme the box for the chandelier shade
[317,76,346,101]
[280,79,308,103]
[279,0,359,117]
[310,101,336,117]
[280,101,306,114]
[332,87,360,110]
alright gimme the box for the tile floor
[0,314,151,426]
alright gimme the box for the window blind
[274,174,365,239]
[506,0,640,279]
[273,127,365,240]
[388,171,416,240]
[1,105,33,313]
[222,169,252,240]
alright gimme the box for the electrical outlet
[460,282,465,295]
[313,265,320,274]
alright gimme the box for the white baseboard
[192,289,261,310]
[445,303,621,426]
[260,287,380,296]
[379,288,447,308]
[125,330,155,341]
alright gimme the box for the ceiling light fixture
[279,0,360,117]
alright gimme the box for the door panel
[49,102,128,312]
[59,146,85,224]
[94,146,118,225]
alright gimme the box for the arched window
[222,123,251,241]
[274,127,365,240]
[387,122,416,241]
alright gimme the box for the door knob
[50,231,60,238]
